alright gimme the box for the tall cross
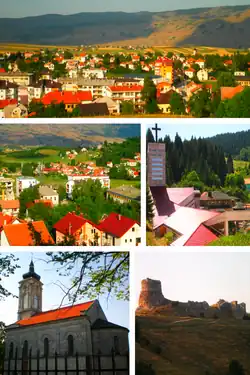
[152,123,161,142]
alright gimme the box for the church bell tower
[18,260,43,320]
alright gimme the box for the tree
[22,163,34,176]
[225,173,245,190]
[19,185,40,219]
[46,252,129,301]
[141,77,159,114]
[0,254,20,300]
[64,51,73,60]
[188,88,213,117]
[146,128,155,143]
[227,154,234,174]
[121,101,134,115]
[169,92,186,115]
[217,72,235,88]
[179,170,205,191]
[146,186,154,224]
[57,185,67,201]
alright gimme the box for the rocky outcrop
[138,278,169,309]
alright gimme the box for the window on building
[23,340,28,359]
[9,342,14,359]
[113,336,120,355]
[68,335,74,356]
[132,228,135,232]
[44,338,49,357]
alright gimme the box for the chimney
[117,214,121,221]
[4,219,6,226]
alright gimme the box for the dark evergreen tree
[146,186,155,224]
[228,360,245,375]
[227,154,234,174]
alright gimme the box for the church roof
[16,301,95,326]
[91,319,128,331]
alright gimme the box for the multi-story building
[106,85,143,105]
[0,72,33,86]
[154,58,174,83]
[0,177,15,200]
[16,177,39,197]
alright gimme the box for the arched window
[67,335,74,356]
[34,295,39,309]
[114,336,120,355]
[9,342,14,359]
[44,338,49,357]
[23,340,28,359]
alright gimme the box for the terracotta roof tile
[3,221,54,246]
[16,301,95,326]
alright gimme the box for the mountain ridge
[1,5,250,47]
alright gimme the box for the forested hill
[147,129,227,187]
[206,129,250,157]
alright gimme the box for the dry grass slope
[136,311,250,375]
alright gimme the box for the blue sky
[135,251,250,312]
[147,123,250,141]
[0,252,129,330]
[1,0,250,17]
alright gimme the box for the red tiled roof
[16,301,95,326]
[0,212,16,227]
[0,68,6,73]
[3,221,54,246]
[100,212,138,237]
[41,91,92,105]
[0,99,18,109]
[221,85,244,100]
[108,85,143,92]
[184,224,218,246]
[53,212,87,235]
[0,200,19,210]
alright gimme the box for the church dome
[22,260,41,281]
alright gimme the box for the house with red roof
[185,68,195,79]
[0,200,20,216]
[53,212,141,246]
[1,220,54,246]
[41,90,92,112]
[106,85,143,105]
[4,261,129,373]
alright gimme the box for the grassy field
[36,175,67,188]
[234,159,249,169]
[136,312,250,375]
[0,43,245,56]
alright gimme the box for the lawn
[234,159,249,169]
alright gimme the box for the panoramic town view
[136,251,250,375]
[147,123,250,246]
[0,123,141,246]
[1,5,250,117]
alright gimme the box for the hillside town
[0,140,141,246]
[1,47,250,117]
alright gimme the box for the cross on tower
[152,123,161,142]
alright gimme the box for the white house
[66,174,110,198]
[38,185,59,206]
[197,69,209,81]
[16,176,39,197]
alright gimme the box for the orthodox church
[4,261,129,366]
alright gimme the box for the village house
[197,69,209,81]
[1,221,54,246]
[41,91,92,112]
[0,72,33,86]
[0,200,20,216]
[0,80,18,100]
[38,185,59,206]
[200,191,235,210]
[106,85,143,105]
[157,90,176,114]
[235,76,250,87]
[154,58,174,83]
[185,68,195,79]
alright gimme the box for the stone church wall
[5,317,92,357]
[92,328,129,355]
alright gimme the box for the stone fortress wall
[138,278,246,319]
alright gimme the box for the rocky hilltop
[137,278,246,319]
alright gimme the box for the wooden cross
[152,123,161,142]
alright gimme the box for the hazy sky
[0,252,129,330]
[147,123,250,141]
[135,250,250,311]
[1,0,250,18]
